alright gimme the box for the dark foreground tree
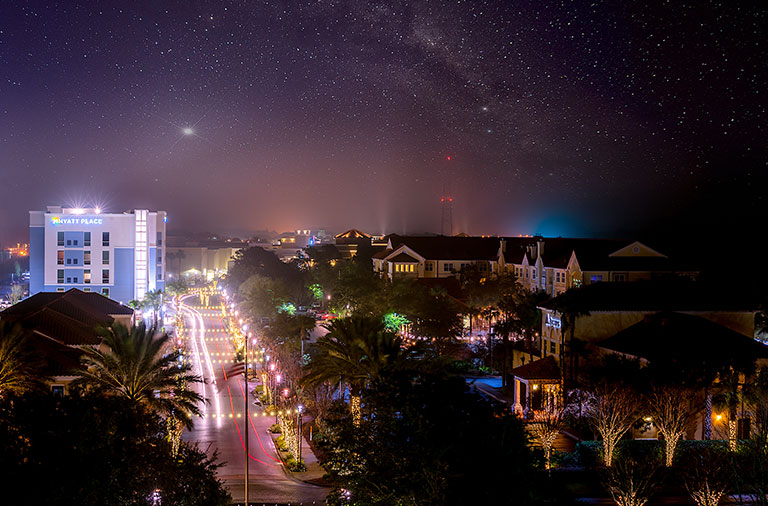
[0,393,229,506]
[318,368,536,506]
[77,322,204,428]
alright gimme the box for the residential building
[371,234,695,293]
[30,206,166,303]
[372,235,499,280]
[498,237,697,296]
[0,288,134,395]
[509,279,768,438]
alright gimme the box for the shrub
[269,423,281,434]
[284,454,306,472]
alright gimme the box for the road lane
[179,296,328,504]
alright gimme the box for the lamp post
[243,323,249,506]
[297,404,303,465]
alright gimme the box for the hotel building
[29,206,166,303]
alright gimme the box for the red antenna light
[441,197,445,202]
[446,156,452,161]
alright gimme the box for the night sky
[1,1,765,244]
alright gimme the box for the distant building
[30,206,166,303]
[5,243,29,258]
[372,234,697,294]
[165,236,247,281]
[0,288,134,395]
[373,234,499,280]
[335,229,373,259]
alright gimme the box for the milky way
[1,1,765,241]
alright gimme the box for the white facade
[30,206,166,303]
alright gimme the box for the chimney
[500,238,507,253]
[527,244,537,260]
[538,239,545,258]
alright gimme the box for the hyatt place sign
[51,216,103,226]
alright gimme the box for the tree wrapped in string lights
[587,384,638,467]
[529,409,563,470]
[646,386,694,467]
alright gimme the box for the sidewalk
[269,424,328,485]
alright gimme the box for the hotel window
[157,254,162,264]
[157,267,162,280]
[57,232,65,246]
[102,231,110,246]
[84,269,91,284]
[591,275,603,283]
[72,257,78,265]
[550,341,557,353]
[57,287,65,292]
[66,257,71,265]
[102,269,110,284]
[157,232,163,246]
[84,251,91,265]
[72,276,79,283]
[443,263,453,272]
[66,239,72,246]
[613,273,626,282]
[101,288,110,297]
[84,232,91,246]
[72,238,78,246]
[102,251,110,265]
[532,269,536,280]
[425,262,433,272]
[83,287,91,292]
[66,277,71,283]
[57,269,64,284]
[57,251,65,265]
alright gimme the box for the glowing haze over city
[1,1,765,241]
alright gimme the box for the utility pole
[244,334,249,506]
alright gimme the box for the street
[179,295,328,505]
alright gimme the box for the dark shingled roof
[509,356,561,381]
[389,252,421,263]
[372,248,393,260]
[599,312,768,364]
[540,279,759,312]
[1,289,133,346]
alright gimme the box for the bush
[575,440,662,468]
[275,435,288,451]
[552,449,580,469]
[269,423,281,434]
[284,453,306,472]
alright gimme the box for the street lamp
[297,405,304,465]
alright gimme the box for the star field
[0,1,765,240]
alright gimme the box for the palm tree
[713,369,744,450]
[0,322,42,398]
[302,316,408,423]
[78,322,204,429]
[165,279,189,306]
[142,289,164,326]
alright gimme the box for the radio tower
[440,183,453,236]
